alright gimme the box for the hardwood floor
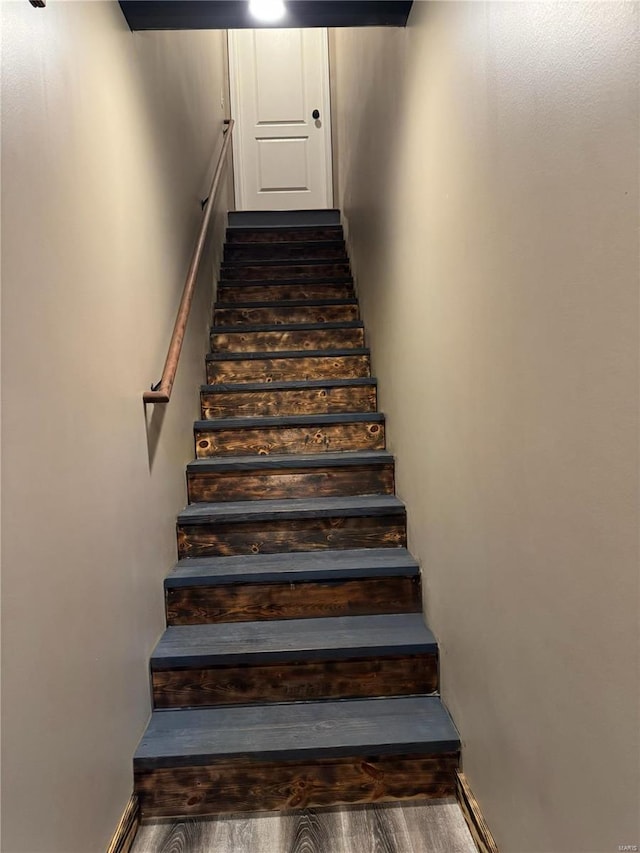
[131,799,476,852]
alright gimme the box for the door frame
[228,27,334,210]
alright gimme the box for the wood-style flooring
[131,799,477,852]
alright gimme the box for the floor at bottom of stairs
[130,799,477,853]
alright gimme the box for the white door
[228,28,333,210]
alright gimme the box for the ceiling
[119,1,414,31]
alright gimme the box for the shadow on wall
[144,400,167,470]
[142,134,235,474]
[332,26,411,345]
[142,216,226,472]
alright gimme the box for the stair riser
[187,464,394,503]
[135,752,459,818]
[166,576,421,625]
[195,421,384,458]
[217,283,354,303]
[177,515,407,558]
[222,263,351,281]
[152,654,438,710]
[201,384,377,419]
[226,227,343,244]
[210,327,364,354]
[225,244,347,262]
[207,353,370,384]
[215,304,359,326]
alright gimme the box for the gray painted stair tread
[228,210,341,228]
[178,495,405,525]
[226,239,345,249]
[187,450,393,474]
[223,258,348,268]
[212,321,364,333]
[151,613,436,668]
[165,548,419,588]
[227,225,342,237]
[215,297,358,309]
[222,256,347,266]
[134,695,459,768]
[201,378,377,393]
[219,278,353,287]
[194,412,383,431]
[227,227,343,238]
[206,347,369,362]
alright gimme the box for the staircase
[134,209,460,819]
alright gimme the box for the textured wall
[331,4,639,851]
[1,3,231,851]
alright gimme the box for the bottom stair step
[134,695,460,817]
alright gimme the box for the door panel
[257,137,309,192]
[255,30,305,123]
[229,28,333,210]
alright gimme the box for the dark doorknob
[312,109,320,120]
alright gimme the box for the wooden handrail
[144,120,234,404]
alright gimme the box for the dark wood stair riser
[226,226,343,244]
[177,515,407,559]
[222,263,351,281]
[214,303,359,326]
[152,654,438,709]
[194,421,384,458]
[207,352,370,384]
[166,575,422,625]
[201,384,377,419]
[187,464,394,503]
[225,243,347,262]
[217,282,354,303]
[210,326,364,354]
[134,752,459,818]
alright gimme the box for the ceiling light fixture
[248,0,286,22]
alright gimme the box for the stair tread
[215,298,358,309]
[151,613,435,669]
[134,695,459,769]
[187,450,393,474]
[224,237,347,255]
[223,256,348,265]
[227,226,343,235]
[201,378,376,393]
[226,240,345,250]
[212,321,364,334]
[219,278,353,287]
[166,547,419,588]
[206,348,369,362]
[177,495,405,526]
[228,210,341,228]
[194,412,383,431]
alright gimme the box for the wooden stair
[150,613,438,709]
[164,548,422,625]
[134,210,460,819]
[206,348,371,384]
[201,377,378,418]
[186,450,395,503]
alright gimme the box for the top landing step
[228,210,341,229]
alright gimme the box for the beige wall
[331,4,639,852]
[1,3,232,851]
